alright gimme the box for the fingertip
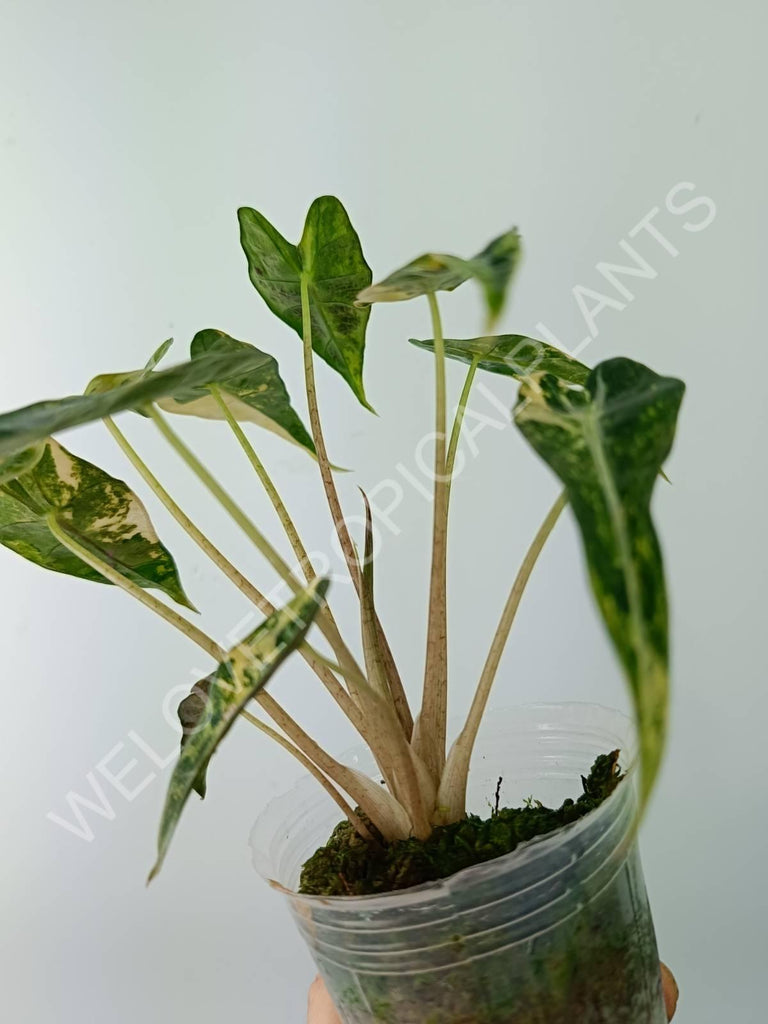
[660,962,679,1020]
[308,976,341,1024]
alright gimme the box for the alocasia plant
[0,197,684,877]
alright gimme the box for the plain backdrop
[1,2,765,1022]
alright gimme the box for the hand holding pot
[308,967,680,1023]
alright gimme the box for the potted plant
[0,197,684,1023]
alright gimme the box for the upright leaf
[410,334,590,385]
[0,438,193,607]
[514,358,685,804]
[238,196,373,408]
[0,347,269,460]
[356,229,522,326]
[155,329,315,454]
[86,339,174,396]
[149,577,330,880]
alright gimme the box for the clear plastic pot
[251,703,666,1023]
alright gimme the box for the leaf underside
[238,196,373,408]
[0,347,271,461]
[514,357,685,804]
[410,334,590,385]
[150,577,330,881]
[156,329,316,455]
[0,438,193,607]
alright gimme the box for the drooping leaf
[238,196,373,408]
[0,347,269,460]
[155,329,315,454]
[149,577,330,881]
[0,438,194,607]
[410,334,590,385]
[513,357,685,804]
[466,231,523,325]
[356,229,522,326]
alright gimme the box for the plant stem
[300,275,360,587]
[146,405,302,594]
[209,387,315,579]
[445,357,479,491]
[147,403,366,686]
[48,512,372,819]
[415,291,449,784]
[206,388,367,704]
[257,691,412,841]
[299,274,412,738]
[108,417,366,729]
[45,513,224,663]
[103,416,272,612]
[436,490,568,823]
[239,708,375,842]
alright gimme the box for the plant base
[300,751,623,897]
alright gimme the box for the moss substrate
[300,750,623,897]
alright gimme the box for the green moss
[300,751,622,897]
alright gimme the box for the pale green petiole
[445,356,480,489]
[436,490,568,823]
[208,385,316,581]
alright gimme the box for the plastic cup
[251,703,667,1023]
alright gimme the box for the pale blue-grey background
[1,2,765,1021]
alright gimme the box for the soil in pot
[300,749,623,897]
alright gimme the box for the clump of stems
[60,275,564,849]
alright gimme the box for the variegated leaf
[156,329,315,454]
[238,196,373,408]
[0,346,268,460]
[410,334,590,385]
[149,577,330,880]
[0,438,193,608]
[357,229,522,326]
[514,357,685,804]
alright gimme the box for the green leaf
[0,438,193,608]
[410,334,590,385]
[155,329,316,455]
[238,196,372,408]
[356,229,522,326]
[149,577,330,881]
[513,357,685,804]
[0,444,46,485]
[0,347,270,461]
[465,231,523,325]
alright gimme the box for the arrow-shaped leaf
[357,229,522,326]
[0,438,193,607]
[149,577,330,880]
[514,357,685,804]
[0,347,270,460]
[410,334,590,385]
[156,329,316,455]
[238,196,373,408]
